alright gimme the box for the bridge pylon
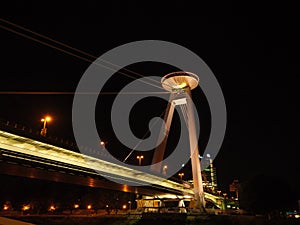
[150,71,206,213]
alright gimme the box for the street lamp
[49,205,56,211]
[137,155,144,166]
[100,141,106,148]
[40,116,51,136]
[128,201,131,211]
[178,172,184,180]
[162,165,168,175]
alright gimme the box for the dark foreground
[3,214,300,225]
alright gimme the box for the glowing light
[74,204,79,209]
[40,115,52,136]
[3,205,9,210]
[22,205,30,211]
[41,116,51,122]
[49,205,55,211]
[122,204,127,209]
[122,185,128,192]
[176,82,187,89]
[87,204,92,209]
[137,155,144,166]
[178,172,184,179]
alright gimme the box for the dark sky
[0,2,299,196]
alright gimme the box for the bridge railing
[0,119,113,160]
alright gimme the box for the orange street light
[22,204,30,211]
[40,116,51,136]
[100,141,106,148]
[137,155,144,166]
[162,165,168,175]
[178,172,184,180]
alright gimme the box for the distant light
[3,205,9,210]
[49,205,56,211]
[22,205,30,211]
[122,204,127,209]
[295,214,300,219]
[74,204,79,209]
[41,116,51,122]
[87,204,92,210]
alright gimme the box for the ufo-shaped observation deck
[161,71,199,92]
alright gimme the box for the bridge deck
[0,129,223,207]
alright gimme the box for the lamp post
[100,141,106,148]
[162,165,168,175]
[40,116,51,136]
[128,201,131,211]
[178,172,184,180]
[137,155,144,166]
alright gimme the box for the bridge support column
[186,91,206,213]
[150,72,206,213]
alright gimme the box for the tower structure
[151,71,205,212]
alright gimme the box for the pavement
[0,217,35,225]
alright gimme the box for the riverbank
[3,214,299,225]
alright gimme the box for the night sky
[0,2,299,197]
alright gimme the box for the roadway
[0,128,223,207]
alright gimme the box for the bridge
[0,127,224,209]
